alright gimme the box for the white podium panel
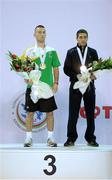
[0,144,112,179]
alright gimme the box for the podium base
[0,144,112,179]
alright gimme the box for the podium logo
[12,93,47,131]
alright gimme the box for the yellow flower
[28,56,39,61]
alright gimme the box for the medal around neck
[38,47,46,70]
[77,46,88,66]
[80,65,87,74]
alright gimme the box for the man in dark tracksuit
[64,29,99,147]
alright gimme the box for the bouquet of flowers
[8,51,37,79]
[73,57,112,94]
[92,57,112,71]
[7,51,53,103]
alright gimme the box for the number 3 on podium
[43,155,56,175]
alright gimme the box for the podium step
[0,144,112,179]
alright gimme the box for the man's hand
[90,72,96,80]
[24,79,33,84]
[52,83,58,93]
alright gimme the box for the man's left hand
[52,83,58,93]
[90,72,96,80]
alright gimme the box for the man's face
[76,33,88,47]
[34,27,46,42]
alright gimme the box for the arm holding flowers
[73,56,112,94]
[7,51,54,103]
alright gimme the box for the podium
[0,144,112,179]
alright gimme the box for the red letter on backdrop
[103,106,112,119]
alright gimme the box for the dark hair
[76,29,88,38]
[35,25,45,31]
